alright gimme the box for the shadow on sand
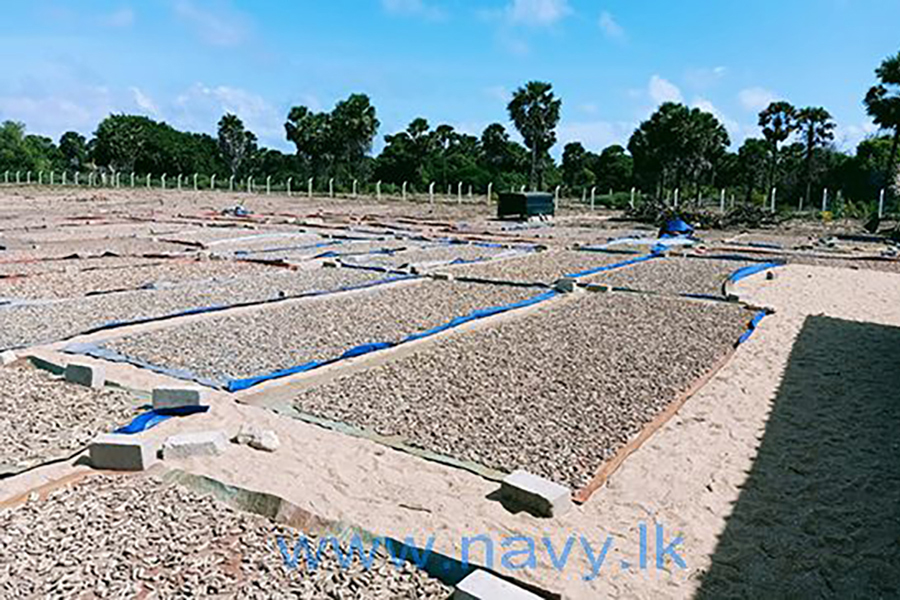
[697,315,900,598]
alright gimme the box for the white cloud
[172,83,284,145]
[129,87,159,116]
[173,0,250,47]
[0,86,117,140]
[101,7,135,28]
[692,97,739,134]
[598,11,625,41]
[738,87,776,112]
[381,0,445,20]
[649,75,683,105]
[504,0,572,27]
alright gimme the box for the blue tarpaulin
[115,405,210,434]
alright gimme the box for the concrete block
[152,387,205,410]
[553,277,578,293]
[232,424,281,452]
[0,350,17,366]
[430,272,454,281]
[322,260,339,268]
[161,430,228,460]
[454,570,541,600]
[89,434,154,471]
[500,470,573,518]
[64,362,105,388]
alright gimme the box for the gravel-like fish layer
[340,244,512,270]
[445,250,635,284]
[590,256,759,297]
[105,280,543,384]
[292,293,751,489]
[0,475,450,598]
[0,268,383,349]
[0,365,140,470]
[0,259,273,300]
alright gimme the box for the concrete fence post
[590,186,596,210]
[211,174,216,190]
[247,177,253,194]
[376,180,382,200]
[352,179,358,198]
[146,174,151,188]
[74,172,79,186]
[429,182,435,204]
[486,182,493,205]
[771,187,777,212]
[287,177,292,197]
[130,172,135,188]
[879,188,885,218]
[193,173,198,191]
[27,171,32,185]
[719,188,725,213]
[520,184,526,193]
[457,181,462,204]
[266,176,271,195]
[229,175,235,192]
[674,188,680,208]
[822,188,828,212]
[554,185,560,206]
[402,181,408,201]
[329,178,334,198]
[15,171,21,185]
[631,187,637,209]
[50,171,55,185]
[308,177,313,199]
[176,174,182,190]
[62,172,67,186]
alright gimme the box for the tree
[217,114,257,178]
[758,101,797,191]
[795,107,836,206]
[594,144,633,192]
[507,81,561,190]
[864,50,900,196]
[738,138,770,203]
[329,93,379,179]
[92,115,155,172]
[59,131,88,171]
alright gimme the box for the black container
[497,192,555,220]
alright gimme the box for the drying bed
[444,249,640,284]
[0,365,140,473]
[291,292,752,489]
[0,258,274,300]
[0,267,385,349]
[0,255,164,278]
[0,475,450,598]
[589,256,761,297]
[101,280,544,386]
[340,243,519,271]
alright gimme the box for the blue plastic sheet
[737,310,768,345]
[564,252,661,279]
[729,262,783,284]
[115,405,210,434]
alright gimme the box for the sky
[0,0,897,157]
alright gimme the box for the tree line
[1,50,897,211]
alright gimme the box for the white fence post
[821,188,828,212]
[146,174,151,188]
[162,174,168,189]
[229,175,235,192]
[771,187,777,212]
[62,172,67,186]
[308,177,313,199]
[15,171,20,185]
[329,178,334,198]
[554,185,560,207]
[376,180,382,200]
[266,176,271,195]
[247,176,253,194]
[193,173,198,191]
[486,182,492,205]
[27,171,32,185]
[287,177,292,197]
[402,181,407,201]
[719,188,725,213]
[457,181,462,204]
[879,188,885,218]
[176,174,182,190]
[74,172,79,186]
[352,179,358,198]
[211,174,217,190]
[631,187,637,209]
[674,188,680,208]
[590,186,596,210]
[38,171,43,185]
[520,184,526,193]
[429,182,435,204]
[130,172,134,188]
[50,171,55,185]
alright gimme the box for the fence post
[520,184,526,193]
[821,188,828,212]
[631,187,637,209]
[163,174,168,189]
[3,171,7,184]
[287,177,292,197]
[266,176,271,195]
[129,172,134,188]
[719,188,725,213]
[176,174,181,190]
[402,181,407,201]
[15,171,20,184]
[674,188,680,208]
[74,172,79,186]
[247,177,253,194]
[429,182,435,204]
[146,174,151,189]
[211,174,217,190]
[194,173,198,191]
[590,186,596,210]
[879,188,885,218]
[51,171,55,185]
[229,175,234,191]
[353,179,358,198]
[376,180,382,200]
[554,185,560,209]
[771,187,777,212]
[457,182,462,204]
[38,171,43,185]
[62,172,67,186]
[27,171,32,185]
[329,178,334,198]
[308,177,313,199]
[486,182,492,205]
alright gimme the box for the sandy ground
[3,262,899,598]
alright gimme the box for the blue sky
[0,0,897,156]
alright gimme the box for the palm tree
[796,107,836,208]
[758,101,798,194]
[507,81,562,191]
[864,51,900,197]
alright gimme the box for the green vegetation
[1,51,898,210]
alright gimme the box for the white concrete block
[90,434,154,471]
[161,430,228,460]
[454,570,541,600]
[152,387,205,410]
[0,350,17,366]
[232,424,280,452]
[64,362,105,388]
[500,470,573,518]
